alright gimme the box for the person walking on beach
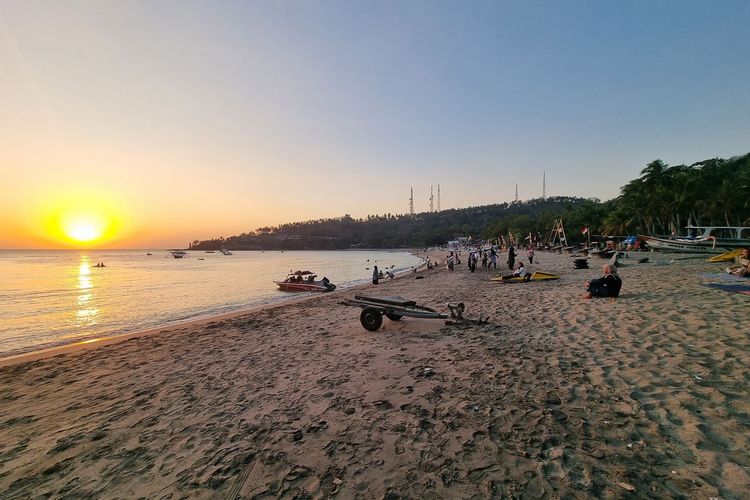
[489,248,497,269]
[507,246,517,270]
[446,252,455,271]
[372,266,379,285]
[468,251,477,272]
[481,250,488,268]
[527,246,535,264]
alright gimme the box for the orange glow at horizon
[39,193,123,248]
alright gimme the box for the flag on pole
[581,227,589,235]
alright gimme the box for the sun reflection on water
[76,256,98,326]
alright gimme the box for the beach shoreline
[0,250,430,368]
[1,250,748,498]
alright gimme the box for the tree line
[188,152,750,250]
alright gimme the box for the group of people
[448,245,537,273]
[371,265,395,284]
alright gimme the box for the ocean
[0,249,423,357]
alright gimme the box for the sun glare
[64,217,106,242]
[42,195,121,247]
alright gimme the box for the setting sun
[62,215,107,242]
[36,193,124,247]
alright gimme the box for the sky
[1,0,749,248]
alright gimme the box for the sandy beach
[1,251,748,498]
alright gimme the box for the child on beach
[726,248,750,276]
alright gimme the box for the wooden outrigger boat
[275,271,336,292]
[643,226,750,254]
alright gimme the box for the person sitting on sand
[726,247,750,277]
[502,261,528,281]
[584,264,622,298]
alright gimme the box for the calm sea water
[0,249,422,357]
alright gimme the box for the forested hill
[188,196,596,250]
[189,152,750,250]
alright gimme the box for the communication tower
[543,171,546,200]
[429,186,434,213]
[437,184,441,212]
[409,187,414,215]
[515,184,519,202]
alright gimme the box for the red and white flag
[581,227,589,235]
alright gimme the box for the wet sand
[1,251,748,498]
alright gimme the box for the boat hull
[642,236,743,254]
[275,281,336,292]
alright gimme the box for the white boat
[643,226,750,254]
[220,249,233,255]
[170,250,188,259]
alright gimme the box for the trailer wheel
[360,308,383,331]
[385,313,403,321]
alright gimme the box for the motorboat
[220,249,233,255]
[275,271,336,292]
[170,250,188,259]
[643,226,750,254]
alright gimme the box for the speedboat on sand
[275,271,336,292]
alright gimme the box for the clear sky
[1,0,749,248]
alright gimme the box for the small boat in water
[643,226,750,254]
[275,271,336,292]
[170,250,188,259]
[220,249,233,255]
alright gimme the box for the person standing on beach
[527,246,535,264]
[481,250,488,268]
[489,248,497,269]
[447,252,455,271]
[372,266,379,284]
[507,246,517,270]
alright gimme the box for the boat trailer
[340,294,486,331]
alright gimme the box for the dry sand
[1,251,749,498]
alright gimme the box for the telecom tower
[409,187,414,215]
[543,171,546,200]
[437,184,441,212]
[515,184,519,202]
[429,186,434,213]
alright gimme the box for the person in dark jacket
[507,246,516,270]
[584,264,622,298]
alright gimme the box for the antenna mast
[515,184,519,202]
[437,184,441,212]
[409,187,414,215]
[543,171,546,200]
[429,186,434,213]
